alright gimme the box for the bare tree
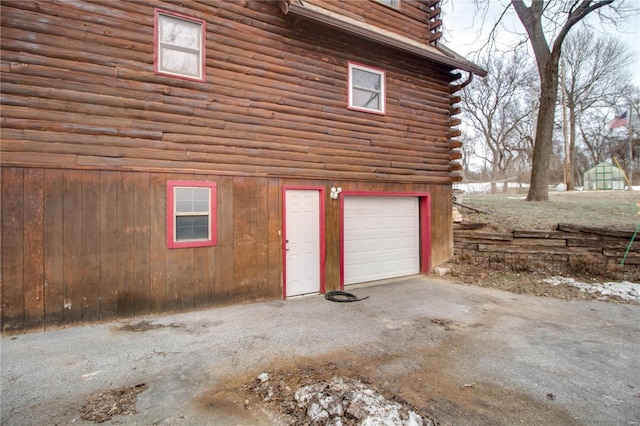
[462,52,536,192]
[560,29,633,189]
[513,1,626,200]
[464,0,634,200]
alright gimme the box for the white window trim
[154,9,206,82]
[174,188,210,242]
[347,62,386,115]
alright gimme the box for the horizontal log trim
[1,14,444,109]
[1,106,440,156]
[1,152,79,168]
[2,138,453,176]
[2,126,454,173]
[2,113,165,141]
[74,155,455,183]
[1,70,450,151]
[2,0,460,183]
[2,62,453,140]
[3,14,451,95]
[1,82,194,117]
[4,0,153,29]
[1,34,148,73]
[1,152,455,184]
[5,8,152,53]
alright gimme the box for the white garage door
[344,196,420,285]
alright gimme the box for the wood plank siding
[1,0,469,333]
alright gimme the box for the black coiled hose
[324,290,369,303]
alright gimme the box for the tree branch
[552,0,615,54]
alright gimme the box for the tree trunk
[526,58,560,201]
[568,103,577,190]
[561,60,572,191]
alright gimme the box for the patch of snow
[543,277,640,301]
[453,182,528,195]
[294,376,432,426]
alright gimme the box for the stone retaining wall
[453,223,640,270]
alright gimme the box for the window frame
[167,180,217,249]
[154,9,206,82]
[347,62,386,115]
[375,0,400,9]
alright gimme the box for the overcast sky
[440,1,640,87]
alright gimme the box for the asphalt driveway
[1,277,639,425]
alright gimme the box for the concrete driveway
[2,277,639,425]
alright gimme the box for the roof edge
[279,0,487,77]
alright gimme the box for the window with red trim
[154,9,206,82]
[167,181,217,249]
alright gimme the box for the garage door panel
[383,237,399,250]
[344,196,419,285]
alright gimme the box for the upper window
[167,181,217,249]
[155,9,206,82]
[376,0,400,8]
[348,62,386,115]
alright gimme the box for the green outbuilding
[583,162,626,190]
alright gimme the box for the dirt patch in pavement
[80,384,147,423]
[197,342,579,426]
[118,320,185,332]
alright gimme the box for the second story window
[348,62,386,115]
[376,0,400,8]
[155,9,206,82]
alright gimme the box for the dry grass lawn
[456,189,640,233]
[448,189,640,303]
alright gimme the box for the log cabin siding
[1,0,468,332]
[297,0,442,44]
[1,0,459,183]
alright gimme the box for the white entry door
[285,190,321,297]
[344,196,419,285]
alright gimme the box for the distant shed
[583,162,626,190]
